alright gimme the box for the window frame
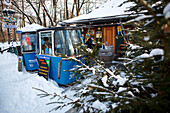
[38,30,55,55]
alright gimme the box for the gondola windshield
[54,30,80,56]
[21,33,36,52]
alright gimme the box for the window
[54,30,81,56]
[69,30,80,55]
[21,33,36,52]
[63,30,74,56]
[40,32,52,55]
[54,30,65,55]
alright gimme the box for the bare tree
[22,0,25,27]
[10,0,104,28]
[70,0,75,18]
[65,0,69,19]
[26,0,43,25]
[11,0,35,24]
[76,0,86,16]
[53,0,58,24]
[40,0,54,26]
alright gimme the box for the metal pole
[10,23,14,52]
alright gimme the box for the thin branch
[88,85,115,95]
[12,1,35,24]
[26,0,42,25]
[40,0,54,26]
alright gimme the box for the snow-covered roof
[16,23,45,34]
[61,0,134,24]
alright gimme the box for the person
[42,37,52,55]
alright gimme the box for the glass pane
[40,32,52,55]
[63,30,74,56]
[77,30,82,39]
[69,30,81,55]
[21,33,36,51]
[54,31,65,55]
[69,30,80,44]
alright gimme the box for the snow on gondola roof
[16,23,45,34]
[2,8,17,13]
[60,0,135,25]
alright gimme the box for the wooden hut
[59,0,137,54]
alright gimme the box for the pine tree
[68,0,170,112]
[120,0,170,112]
[35,0,170,112]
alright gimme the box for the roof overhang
[59,14,139,26]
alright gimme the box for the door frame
[38,30,55,55]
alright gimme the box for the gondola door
[38,30,54,80]
[39,30,54,55]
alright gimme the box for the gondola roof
[36,26,81,32]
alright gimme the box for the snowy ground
[0,42,74,113]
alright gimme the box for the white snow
[117,87,127,93]
[92,100,107,112]
[129,44,141,50]
[2,8,16,13]
[0,42,20,50]
[126,14,163,24]
[1,42,122,113]
[138,53,150,58]
[62,0,134,23]
[163,2,170,19]
[0,44,73,113]
[101,75,109,87]
[150,48,164,56]
[144,36,150,41]
[16,24,45,33]
[112,75,128,86]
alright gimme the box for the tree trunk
[63,0,66,20]
[65,0,69,19]
[0,0,5,42]
[0,23,5,43]
[53,0,58,24]
[22,0,25,27]
[40,0,54,26]
[43,10,46,27]
[37,0,41,24]
[76,0,85,16]
[71,1,75,18]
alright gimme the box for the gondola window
[40,32,52,55]
[21,33,36,52]
[54,30,66,55]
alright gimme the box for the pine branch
[138,0,160,24]
[88,85,115,95]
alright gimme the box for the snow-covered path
[0,51,72,113]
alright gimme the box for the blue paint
[37,55,79,85]
[23,52,39,71]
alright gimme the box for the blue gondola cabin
[36,27,82,85]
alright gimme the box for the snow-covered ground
[0,42,74,113]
